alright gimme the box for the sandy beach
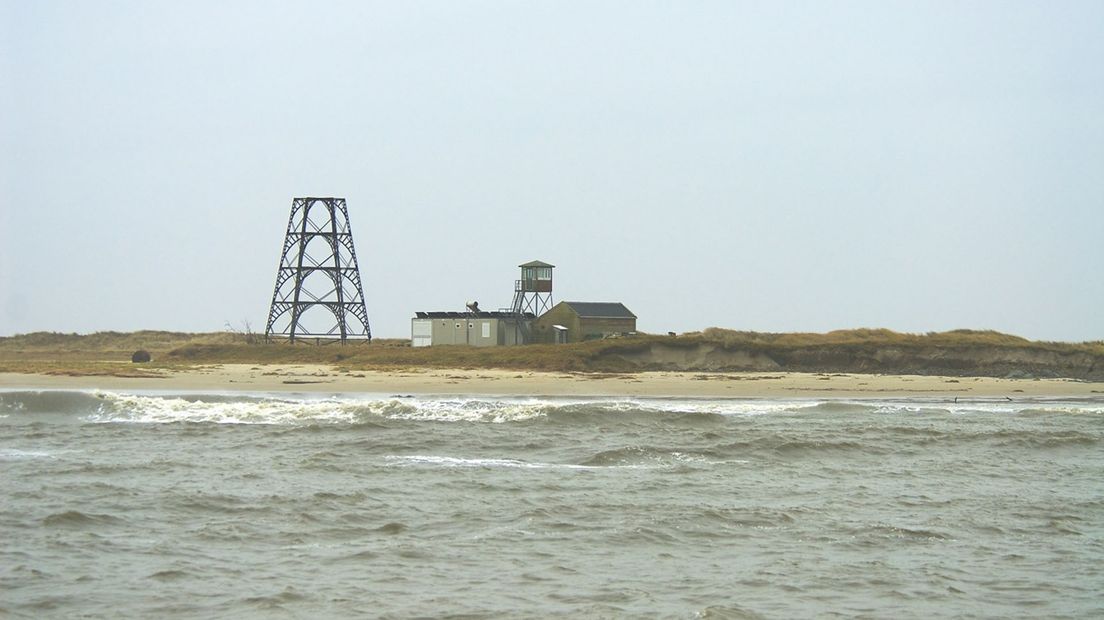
[2,365,1102,398]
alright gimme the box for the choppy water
[1,390,1102,618]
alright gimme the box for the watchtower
[511,260,554,316]
[265,197,372,343]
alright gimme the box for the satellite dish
[466,301,480,312]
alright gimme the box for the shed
[533,301,637,343]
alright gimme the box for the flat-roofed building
[532,301,637,343]
[411,311,533,347]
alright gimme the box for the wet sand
[2,365,1101,398]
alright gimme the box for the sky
[1,1,1102,341]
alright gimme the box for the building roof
[560,301,636,319]
[519,260,555,268]
[415,311,534,319]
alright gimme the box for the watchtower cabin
[511,260,554,316]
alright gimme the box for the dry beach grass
[1,329,1102,397]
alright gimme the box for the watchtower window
[521,266,553,281]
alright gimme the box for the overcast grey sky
[2,1,1102,341]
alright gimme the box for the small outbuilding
[533,301,637,343]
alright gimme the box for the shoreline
[2,365,1103,399]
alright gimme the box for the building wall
[532,304,581,343]
[412,317,531,346]
[412,319,433,347]
[499,320,528,346]
[532,304,636,343]
[577,317,636,341]
[431,318,498,346]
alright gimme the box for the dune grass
[691,327,1103,353]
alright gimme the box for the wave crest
[1,390,1100,427]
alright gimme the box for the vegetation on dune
[0,330,237,353]
[0,331,232,374]
[690,327,1101,353]
[0,328,1101,378]
[162,338,632,372]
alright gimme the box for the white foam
[673,400,819,416]
[380,399,549,423]
[0,449,55,461]
[86,392,369,425]
[871,401,1104,416]
[386,455,581,469]
[74,391,1104,426]
[83,392,553,425]
[383,455,652,470]
[566,398,819,417]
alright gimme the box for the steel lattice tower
[265,197,372,343]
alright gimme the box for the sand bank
[2,365,1102,398]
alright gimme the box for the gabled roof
[519,260,555,268]
[561,301,636,319]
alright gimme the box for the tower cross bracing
[265,197,371,343]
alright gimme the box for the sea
[1,389,1101,618]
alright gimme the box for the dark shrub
[131,350,152,363]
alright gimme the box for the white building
[411,311,533,347]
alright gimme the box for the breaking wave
[0,391,1101,427]
[0,391,813,426]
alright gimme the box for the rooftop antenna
[264,197,372,343]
